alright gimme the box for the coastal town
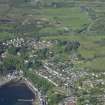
[0,0,105,105]
[1,36,105,105]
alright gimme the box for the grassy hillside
[0,0,105,71]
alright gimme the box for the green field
[42,34,105,71]
[0,1,105,72]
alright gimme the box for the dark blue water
[0,82,35,105]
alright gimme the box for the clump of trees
[64,41,80,53]
[57,40,80,53]
[0,55,23,75]
[37,48,49,59]
[0,41,7,55]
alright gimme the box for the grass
[40,7,90,28]
[42,34,105,71]
[82,57,105,72]
[0,1,105,72]
[7,6,90,28]
[0,32,16,41]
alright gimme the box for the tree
[65,42,73,53]
[37,48,49,59]
[64,41,80,53]
[2,55,23,74]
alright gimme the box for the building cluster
[1,37,105,105]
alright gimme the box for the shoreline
[0,77,46,105]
